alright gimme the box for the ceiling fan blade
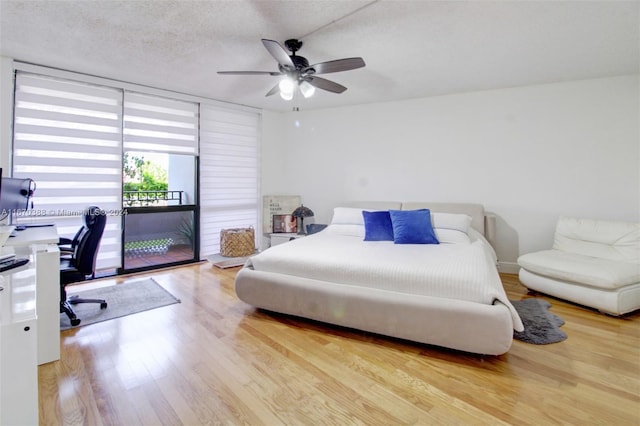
[306,76,347,94]
[262,39,294,69]
[309,57,366,74]
[217,71,282,76]
[265,83,280,97]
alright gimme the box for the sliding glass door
[120,93,199,273]
[120,152,198,272]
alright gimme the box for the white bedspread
[249,229,524,331]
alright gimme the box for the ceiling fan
[218,39,366,100]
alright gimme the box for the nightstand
[270,233,305,247]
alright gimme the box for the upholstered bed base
[235,201,516,355]
[235,267,515,355]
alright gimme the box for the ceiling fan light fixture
[278,77,295,95]
[219,38,365,101]
[280,90,294,101]
[299,81,316,98]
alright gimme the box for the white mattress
[249,227,523,331]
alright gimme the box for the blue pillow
[389,209,439,244]
[362,210,394,241]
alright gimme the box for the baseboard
[497,261,520,275]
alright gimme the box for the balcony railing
[123,190,184,207]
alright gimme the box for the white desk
[5,225,60,365]
[6,225,59,246]
[0,261,39,425]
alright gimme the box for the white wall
[261,75,640,272]
[0,57,14,173]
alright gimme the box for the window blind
[12,67,260,267]
[123,92,198,155]
[199,104,261,257]
[12,72,123,269]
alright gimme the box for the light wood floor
[40,263,640,425]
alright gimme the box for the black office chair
[58,223,83,257]
[60,206,108,326]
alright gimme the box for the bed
[235,202,523,355]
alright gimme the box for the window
[199,104,261,257]
[121,92,198,271]
[10,65,261,273]
[12,72,123,269]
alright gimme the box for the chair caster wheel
[100,302,108,309]
[71,318,81,326]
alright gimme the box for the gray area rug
[511,298,567,344]
[61,278,180,330]
[207,252,253,269]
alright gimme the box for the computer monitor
[0,177,34,224]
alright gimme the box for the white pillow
[432,212,472,234]
[331,207,365,225]
[434,229,471,244]
[326,224,366,238]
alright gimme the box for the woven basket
[220,227,255,257]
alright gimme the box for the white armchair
[517,216,640,315]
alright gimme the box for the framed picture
[263,195,301,233]
[272,214,297,233]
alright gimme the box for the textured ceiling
[1,1,638,112]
